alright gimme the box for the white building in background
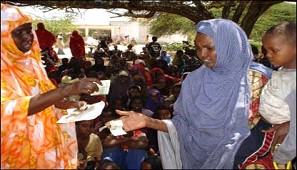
[74,19,187,44]
[20,7,187,44]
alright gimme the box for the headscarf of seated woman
[171,19,253,169]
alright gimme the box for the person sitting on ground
[101,119,148,169]
[141,155,163,170]
[96,159,120,170]
[109,69,134,102]
[129,59,153,89]
[109,44,120,57]
[90,56,106,73]
[158,50,172,66]
[144,88,164,113]
[94,106,119,138]
[119,56,130,70]
[172,49,186,75]
[108,18,254,169]
[147,104,174,156]
[139,46,152,66]
[163,82,182,111]
[129,96,154,118]
[126,85,143,107]
[76,120,103,170]
[123,44,138,61]
[56,57,69,79]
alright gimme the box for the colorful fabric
[35,23,56,51]
[144,88,162,112]
[248,62,272,128]
[233,119,275,169]
[129,64,153,86]
[69,30,85,58]
[1,4,77,169]
[171,19,253,169]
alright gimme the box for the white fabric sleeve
[273,89,296,164]
[157,119,182,169]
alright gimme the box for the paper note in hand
[109,120,127,136]
[91,80,110,96]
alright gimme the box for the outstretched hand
[262,121,290,154]
[106,110,148,132]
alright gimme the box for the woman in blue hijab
[111,18,253,169]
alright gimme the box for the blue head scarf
[172,19,253,169]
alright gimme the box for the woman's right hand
[65,78,102,96]
[106,110,169,133]
[108,110,148,132]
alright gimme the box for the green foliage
[32,14,77,36]
[250,2,296,41]
[163,42,185,52]
[250,41,262,52]
[149,2,295,43]
[149,13,196,43]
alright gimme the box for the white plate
[57,101,105,123]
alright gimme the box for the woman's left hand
[55,100,87,110]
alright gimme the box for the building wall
[74,20,187,44]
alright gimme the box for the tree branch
[231,1,250,23]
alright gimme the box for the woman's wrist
[60,84,74,97]
[145,116,168,132]
[145,116,152,128]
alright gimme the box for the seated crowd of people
[40,28,292,170]
[44,38,201,169]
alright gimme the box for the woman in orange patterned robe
[1,4,101,169]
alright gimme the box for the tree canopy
[32,15,77,37]
[148,2,296,43]
[2,0,291,38]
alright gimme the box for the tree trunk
[231,1,250,23]
[239,1,282,38]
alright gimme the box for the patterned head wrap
[172,19,253,169]
[1,4,41,61]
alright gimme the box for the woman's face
[195,33,217,68]
[11,23,34,53]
